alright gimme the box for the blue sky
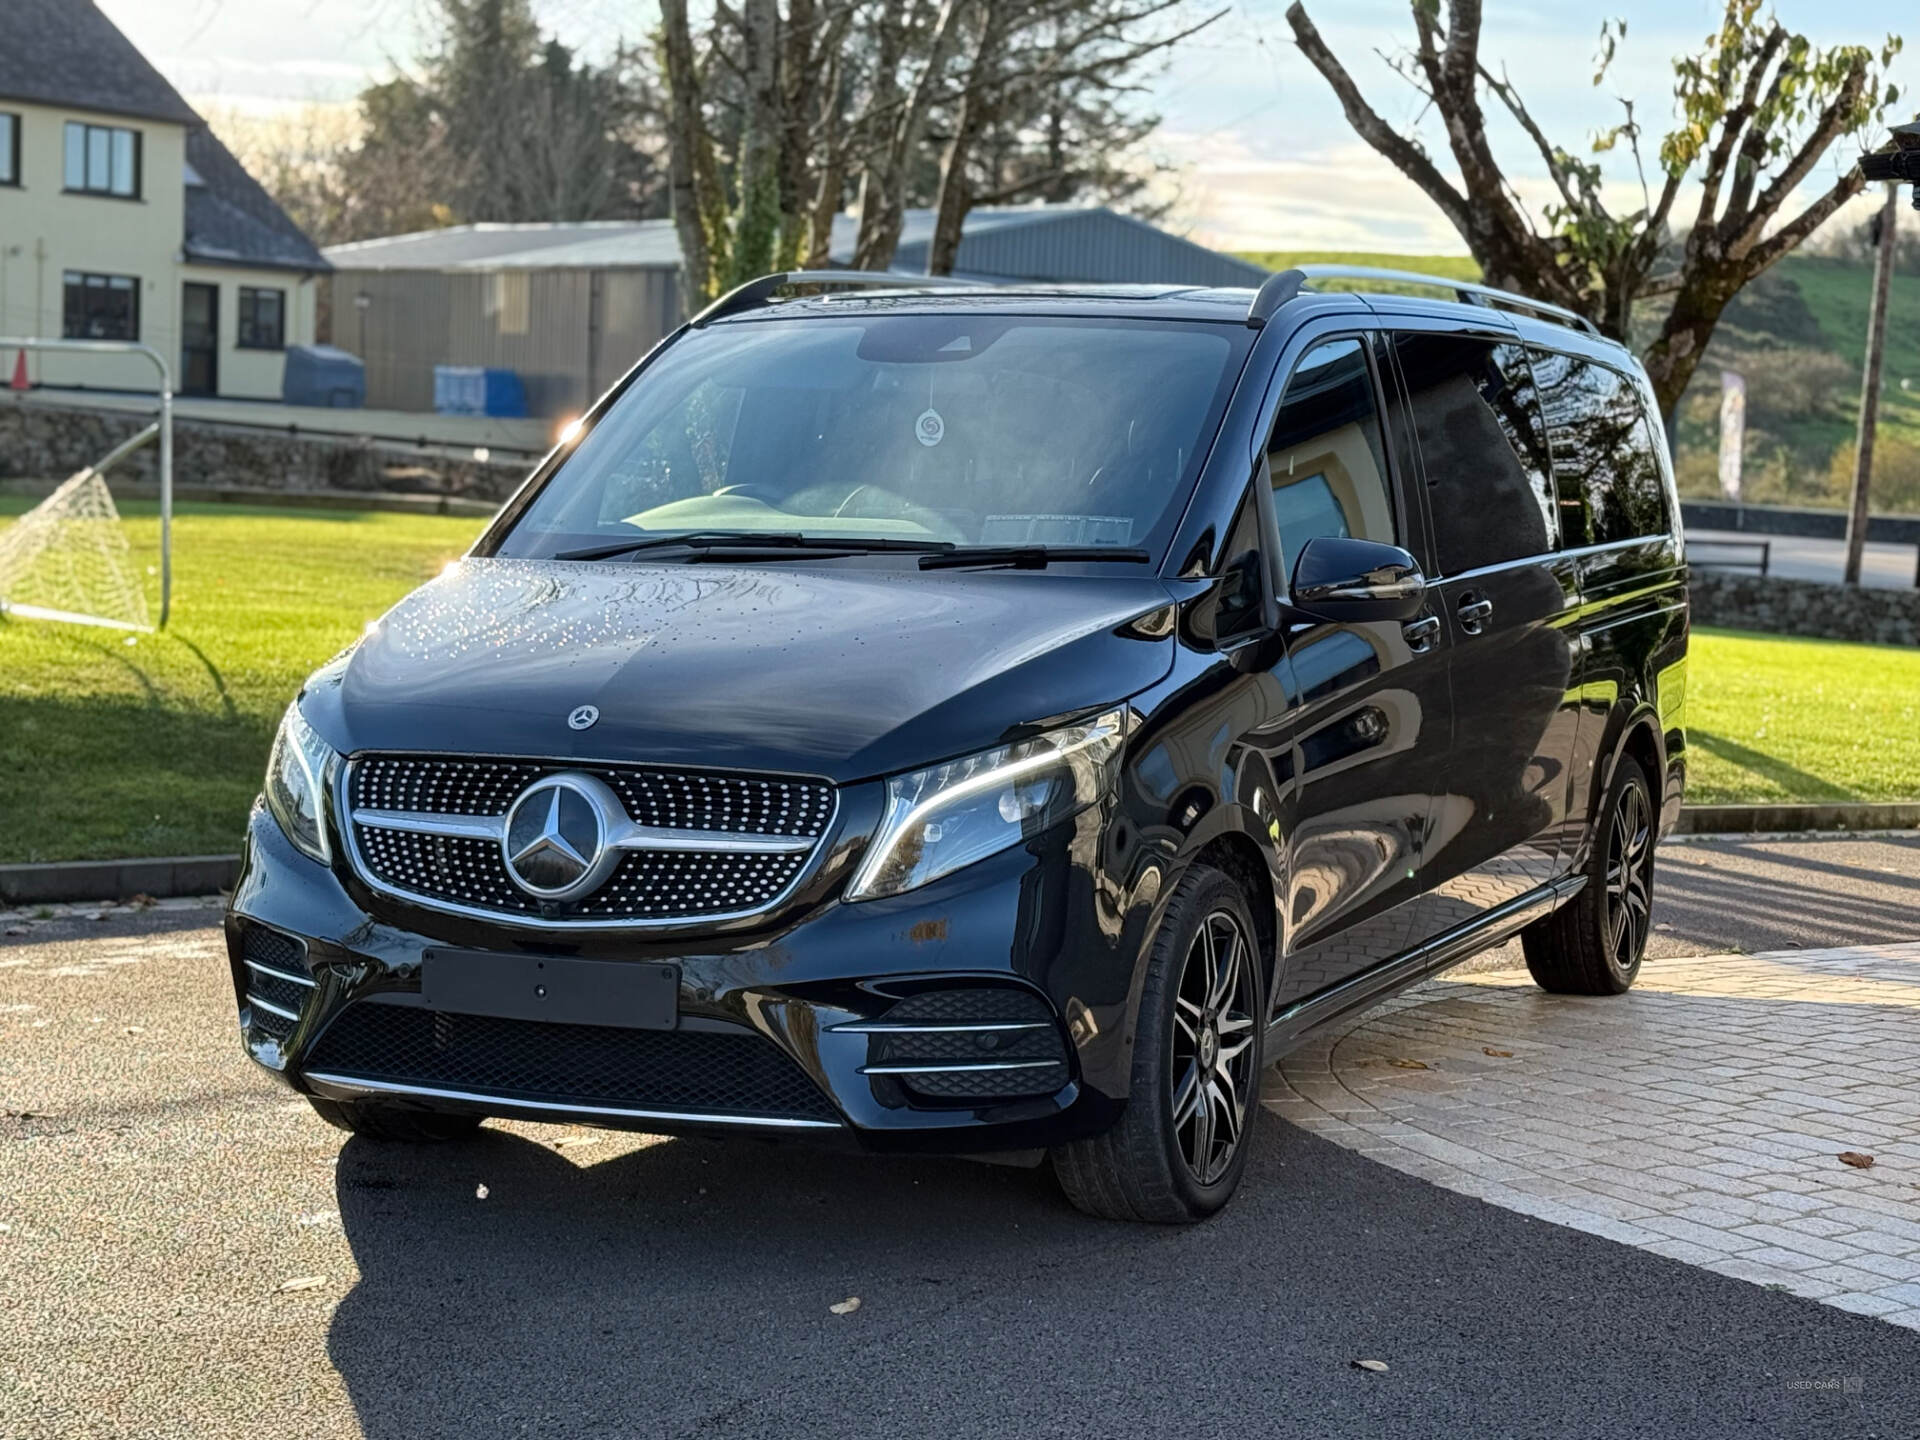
[100,0,1916,252]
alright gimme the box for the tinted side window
[1531,350,1668,546]
[1393,333,1555,574]
[1264,338,1395,580]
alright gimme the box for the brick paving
[1265,941,1920,1329]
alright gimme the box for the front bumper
[225,799,1156,1155]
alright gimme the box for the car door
[1384,328,1585,931]
[1257,334,1459,1010]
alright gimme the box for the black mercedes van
[226,266,1687,1222]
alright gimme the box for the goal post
[0,337,173,630]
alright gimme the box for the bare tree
[1285,1,1903,418]
[926,0,1222,275]
[849,0,969,270]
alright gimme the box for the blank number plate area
[423,951,679,1030]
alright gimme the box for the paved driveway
[4,838,1919,1436]
[1271,942,1920,1328]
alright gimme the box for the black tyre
[1052,864,1266,1223]
[1522,754,1656,995]
[306,1096,485,1142]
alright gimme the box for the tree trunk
[659,0,711,311]
[804,5,855,267]
[852,0,967,271]
[775,0,817,270]
[928,0,1008,275]
[727,0,784,287]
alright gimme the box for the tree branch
[1284,2,1474,240]
[1479,62,1579,212]
[1732,57,1872,255]
[1745,165,1867,272]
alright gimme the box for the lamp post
[1844,120,1920,587]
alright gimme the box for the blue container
[434,365,527,418]
[282,345,365,408]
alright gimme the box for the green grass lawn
[1685,627,1920,807]
[0,496,482,863]
[1,499,1915,862]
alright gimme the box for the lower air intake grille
[304,1004,839,1123]
[239,924,312,1039]
[864,988,1070,1104]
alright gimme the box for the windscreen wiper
[555,532,954,562]
[918,545,1154,571]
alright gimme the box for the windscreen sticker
[914,408,945,447]
[981,514,1135,546]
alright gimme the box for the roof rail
[1290,264,1600,335]
[692,269,984,327]
[1245,268,1307,328]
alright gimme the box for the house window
[63,121,141,197]
[62,272,140,341]
[237,287,286,350]
[0,113,19,186]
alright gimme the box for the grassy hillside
[1237,248,1920,512]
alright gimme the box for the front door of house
[181,283,218,396]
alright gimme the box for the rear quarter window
[1530,350,1669,548]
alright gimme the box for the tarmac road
[4,837,1919,1437]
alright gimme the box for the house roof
[323,206,1269,289]
[0,0,200,126]
[184,126,329,273]
[0,1,326,272]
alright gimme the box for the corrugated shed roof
[325,206,1269,288]
[323,222,670,271]
[0,0,201,125]
[184,126,329,272]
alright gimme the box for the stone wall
[0,396,529,503]
[1690,570,1920,647]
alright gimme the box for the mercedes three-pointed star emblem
[501,773,623,900]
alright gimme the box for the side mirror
[1289,536,1426,623]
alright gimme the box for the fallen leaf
[123,1026,146,1036]
[1837,1152,1875,1170]
[1483,1048,1513,1058]
[475,1183,490,1200]
[829,1296,861,1316]
[277,1275,326,1293]
[550,1136,602,1150]
[1352,1359,1389,1373]
[296,1211,338,1228]
[127,893,157,909]
[1390,1059,1428,1070]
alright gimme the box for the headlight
[264,702,337,864]
[846,709,1129,901]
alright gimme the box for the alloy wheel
[1604,780,1653,970]
[1169,908,1257,1185]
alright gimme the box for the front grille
[304,1003,840,1123]
[239,924,313,1040]
[345,755,836,924]
[860,988,1070,1105]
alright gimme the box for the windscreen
[492,313,1246,558]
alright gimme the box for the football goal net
[0,338,173,631]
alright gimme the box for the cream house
[0,0,327,399]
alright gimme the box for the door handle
[1402,614,1441,652]
[1457,594,1494,635]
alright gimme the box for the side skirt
[1263,874,1587,1058]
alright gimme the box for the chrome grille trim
[243,958,316,988]
[336,756,838,929]
[246,993,303,1023]
[829,1021,1052,1034]
[301,1073,844,1129]
[859,1059,1063,1075]
[350,807,817,855]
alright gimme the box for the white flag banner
[1718,370,1746,504]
